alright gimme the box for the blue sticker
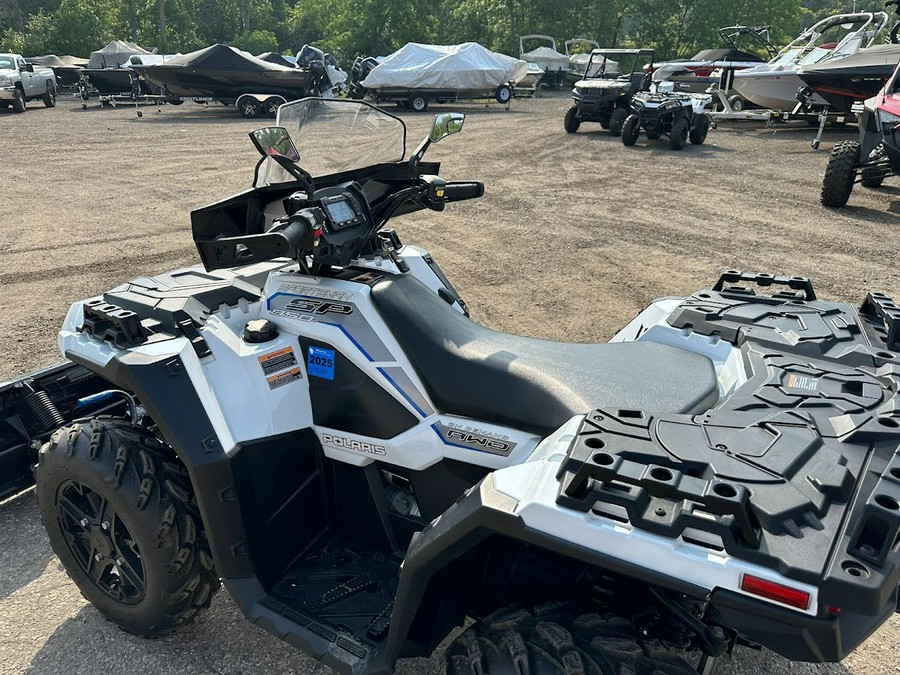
[307,346,335,380]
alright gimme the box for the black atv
[564,48,655,137]
[621,90,713,150]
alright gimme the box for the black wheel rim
[56,480,146,604]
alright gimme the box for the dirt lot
[1,92,898,674]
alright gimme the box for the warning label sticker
[258,347,297,376]
[267,367,302,390]
[787,373,818,392]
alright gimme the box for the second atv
[564,48,655,137]
[621,88,713,150]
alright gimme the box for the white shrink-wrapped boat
[520,35,569,88]
[356,42,528,112]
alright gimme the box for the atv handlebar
[443,181,484,202]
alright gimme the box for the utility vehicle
[564,48,654,136]
[821,58,900,207]
[622,90,713,150]
[1,99,898,675]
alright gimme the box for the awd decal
[432,421,516,456]
[322,433,386,456]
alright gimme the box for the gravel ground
[0,91,898,674]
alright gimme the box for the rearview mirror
[249,127,300,163]
[428,112,465,143]
[24,63,33,73]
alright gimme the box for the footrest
[307,572,376,610]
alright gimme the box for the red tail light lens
[740,574,810,610]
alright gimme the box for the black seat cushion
[371,275,718,437]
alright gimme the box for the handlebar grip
[443,181,484,202]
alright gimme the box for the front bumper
[0,86,18,100]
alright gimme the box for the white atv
[3,99,898,675]
[622,88,713,149]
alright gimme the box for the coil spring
[25,389,65,431]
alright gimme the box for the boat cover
[522,46,569,70]
[164,44,297,72]
[361,42,528,90]
[25,54,88,67]
[800,42,900,74]
[87,41,152,69]
[691,47,762,63]
[258,51,296,68]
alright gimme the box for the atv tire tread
[621,114,640,146]
[821,140,860,207]
[35,416,220,636]
[609,108,628,137]
[564,106,580,133]
[445,604,697,675]
[670,117,689,151]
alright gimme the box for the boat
[798,43,900,114]
[732,11,889,111]
[513,62,545,96]
[565,38,600,84]
[131,44,313,101]
[650,26,776,95]
[519,35,569,88]
[24,54,88,86]
[82,40,157,95]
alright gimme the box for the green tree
[230,27,278,53]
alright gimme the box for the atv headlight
[877,109,900,129]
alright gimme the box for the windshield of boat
[258,98,407,185]
[798,47,833,65]
[771,48,802,65]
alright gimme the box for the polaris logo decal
[432,422,516,456]
[322,433,386,456]
[285,297,353,315]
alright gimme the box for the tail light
[740,574,810,610]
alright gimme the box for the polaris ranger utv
[2,99,899,675]
[564,48,655,137]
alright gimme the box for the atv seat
[370,275,719,437]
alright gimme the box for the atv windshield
[257,98,407,185]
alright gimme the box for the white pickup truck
[0,53,57,113]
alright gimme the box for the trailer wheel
[727,95,744,112]
[563,105,580,133]
[167,99,184,106]
[621,114,641,146]
[609,107,628,137]
[445,605,697,675]
[821,140,860,207]
[670,116,689,150]
[495,84,512,104]
[12,87,25,113]
[689,115,710,145]
[263,96,284,118]
[34,417,220,636]
[408,94,428,113]
[239,98,260,118]
[42,83,56,108]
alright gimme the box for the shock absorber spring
[24,387,65,432]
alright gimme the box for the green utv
[564,48,656,137]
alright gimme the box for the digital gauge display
[324,197,358,228]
